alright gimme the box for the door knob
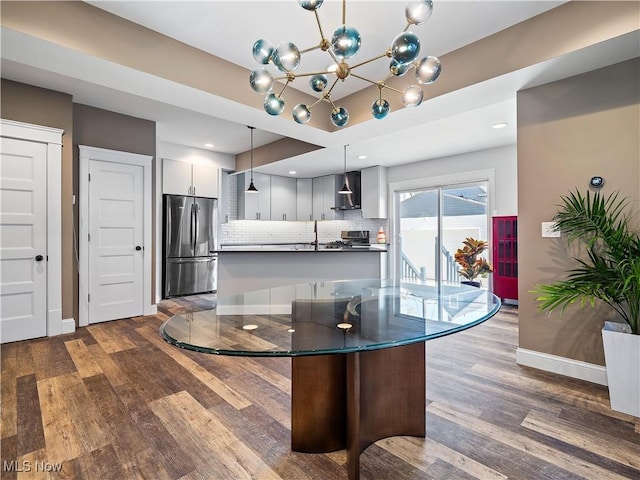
[35,255,44,261]
[135,246,142,251]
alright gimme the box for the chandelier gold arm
[299,44,324,55]
[327,48,341,65]
[326,95,338,111]
[308,97,324,110]
[349,52,390,71]
[325,77,341,97]
[381,82,402,95]
[276,78,292,98]
[381,84,403,95]
[350,73,404,95]
[314,10,328,46]
[349,73,379,86]
[287,70,335,79]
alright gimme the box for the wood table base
[291,342,426,480]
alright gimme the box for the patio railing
[401,245,460,285]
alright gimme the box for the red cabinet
[492,216,518,301]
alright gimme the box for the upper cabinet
[237,172,271,220]
[270,175,297,221]
[219,170,229,223]
[312,175,342,221]
[162,158,219,198]
[192,162,219,198]
[296,178,313,222]
[361,166,387,219]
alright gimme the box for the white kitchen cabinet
[220,170,229,223]
[296,178,313,222]
[237,172,271,220]
[192,162,219,198]
[312,175,341,221]
[361,165,388,219]
[162,158,219,198]
[270,175,297,221]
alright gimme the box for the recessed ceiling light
[357,155,367,159]
[204,143,214,148]
[492,122,508,129]
[289,170,297,175]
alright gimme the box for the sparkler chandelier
[249,0,442,128]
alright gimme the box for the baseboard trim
[145,304,158,316]
[61,317,76,335]
[516,347,608,386]
[47,308,63,336]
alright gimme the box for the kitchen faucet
[313,220,319,251]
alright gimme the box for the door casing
[0,119,65,337]
[390,169,496,288]
[79,145,155,326]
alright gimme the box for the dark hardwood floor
[1,295,638,479]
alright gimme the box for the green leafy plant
[454,237,493,281]
[532,190,640,335]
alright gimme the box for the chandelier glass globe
[272,43,301,72]
[402,85,424,107]
[389,59,410,77]
[331,26,361,59]
[298,0,323,11]
[292,104,312,124]
[391,32,421,64]
[415,56,442,84]
[406,0,434,26]
[264,94,285,116]
[249,68,274,94]
[252,39,274,65]
[331,107,350,127]
[309,74,328,92]
[371,99,390,119]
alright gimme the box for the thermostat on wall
[589,176,604,188]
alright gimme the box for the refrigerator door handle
[194,203,200,253]
[190,202,195,255]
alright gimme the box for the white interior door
[0,137,47,343]
[88,159,144,323]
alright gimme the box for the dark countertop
[216,243,388,253]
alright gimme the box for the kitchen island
[216,244,388,306]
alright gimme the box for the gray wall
[517,58,640,366]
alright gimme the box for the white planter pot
[601,321,640,417]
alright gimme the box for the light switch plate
[542,222,560,238]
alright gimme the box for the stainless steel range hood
[332,171,361,210]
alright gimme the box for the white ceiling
[2,1,636,178]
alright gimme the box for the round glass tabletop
[160,279,501,357]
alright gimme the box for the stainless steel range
[325,230,370,249]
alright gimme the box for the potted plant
[454,237,493,287]
[532,189,640,417]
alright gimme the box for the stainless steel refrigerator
[163,194,218,297]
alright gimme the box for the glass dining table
[160,279,501,480]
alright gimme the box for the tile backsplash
[220,210,388,245]
[220,174,388,245]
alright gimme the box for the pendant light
[246,126,258,193]
[338,144,352,194]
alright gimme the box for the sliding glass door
[396,181,489,289]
